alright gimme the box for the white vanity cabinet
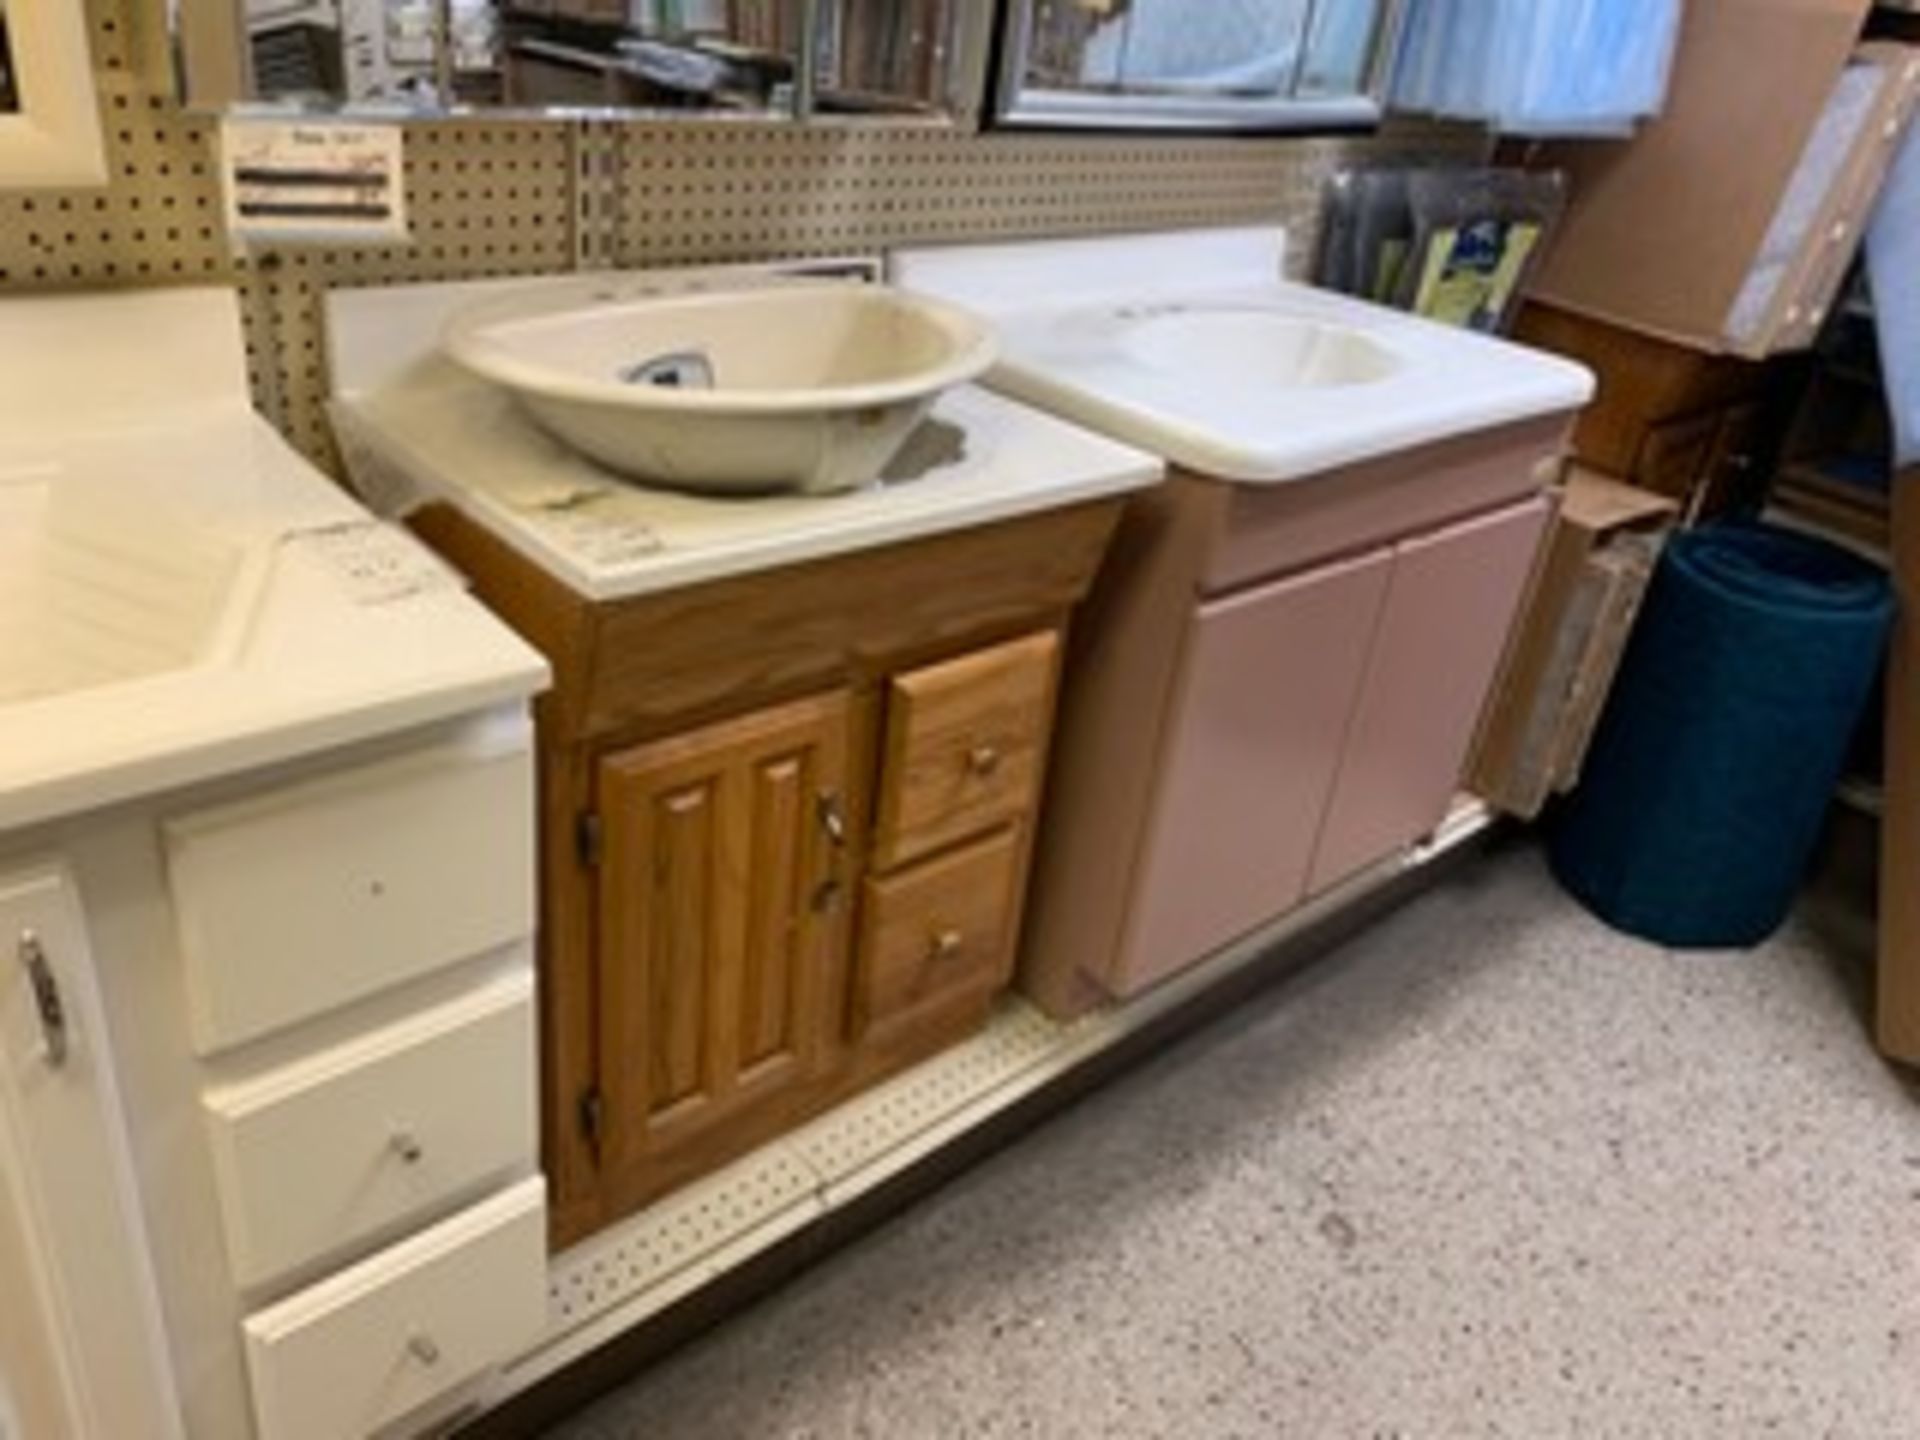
[0,707,551,1440]
[167,712,550,1440]
[0,863,182,1440]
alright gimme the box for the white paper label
[220,120,408,247]
[284,520,463,605]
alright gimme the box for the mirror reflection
[0,0,19,113]
[215,0,955,114]
[1005,0,1391,129]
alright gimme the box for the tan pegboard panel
[0,0,290,416]
[611,117,1488,279]
[256,120,581,465]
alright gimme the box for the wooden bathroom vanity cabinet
[410,498,1125,1246]
[1021,419,1565,1017]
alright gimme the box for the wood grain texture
[597,692,856,1220]
[407,504,600,738]
[584,503,1119,740]
[541,746,602,1247]
[1879,475,1920,1063]
[855,827,1023,1042]
[874,632,1060,869]
[412,500,1119,1237]
[1513,304,1768,480]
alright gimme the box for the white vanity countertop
[892,228,1597,484]
[334,363,1165,604]
[326,271,1164,605]
[0,290,549,832]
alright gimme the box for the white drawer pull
[407,1333,440,1366]
[389,1130,424,1165]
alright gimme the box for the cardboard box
[1468,467,1679,819]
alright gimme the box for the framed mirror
[0,0,107,184]
[994,0,1401,133]
[174,0,981,120]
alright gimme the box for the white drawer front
[242,1177,547,1440]
[166,737,535,1053]
[205,968,537,1291]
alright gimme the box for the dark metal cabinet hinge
[576,811,603,867]
[578,1086,604,1153]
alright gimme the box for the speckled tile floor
[542,838,1920,1439]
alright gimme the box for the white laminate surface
[892,227,1597,484]
[334,365,1164,604]
[0,416,549,830]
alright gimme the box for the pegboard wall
[0,0,1486,469]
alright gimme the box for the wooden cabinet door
[597,692,856,1204]
[1109,548,1393,998]
[1309,497,1550,894]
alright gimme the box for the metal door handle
[17,931,66,1069]
[813,791,849,913]
[816,792,848,848]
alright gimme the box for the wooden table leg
[1878,472,1920,1062]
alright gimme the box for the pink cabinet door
[1308,496,1551,894]
[1110,547,1393,997]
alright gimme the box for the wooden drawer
[166,728,536,1054]
[855,827,1022,1039]
[204,968,537,1291]
[874,632,1059,869]
[241,1177,547,1440]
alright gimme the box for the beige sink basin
[0,474,256,706]
[444,280,997,496]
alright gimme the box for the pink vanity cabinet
[1019,417,1565,1017]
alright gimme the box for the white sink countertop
[327,272,1166,604]
[0,289,550,831]
[892,227,1598,484]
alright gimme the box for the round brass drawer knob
[928,928,965,961]
[965,744,1002,778]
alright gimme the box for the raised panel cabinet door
[1309,497,1552,894]
[1109,548,1394,999]
[597,692,856,1196]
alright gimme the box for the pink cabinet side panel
[1109,548,1393,998]
[1308,497,1551,894]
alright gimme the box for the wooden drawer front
[856,828,1022,1038]
[1632,410,1721,503]
[205,969,537,1291]
[875,632,1059,869]
[167,736,536,1054]
[242,1177,547,1440]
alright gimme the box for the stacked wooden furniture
[1511,304,1783,520]
[410,498,1124,1246]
